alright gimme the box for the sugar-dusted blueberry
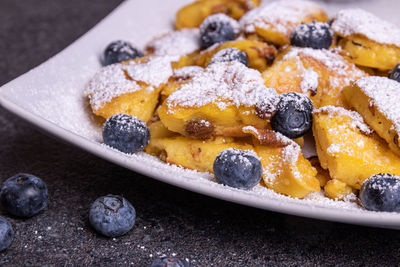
[151,256,189,267]
[0,173,48,218]
[89,195,136,237]
[200,13,240,49]
[270,92,313,139]
[213,148,262,190]
[389,63,400,83]
[102,114,150,154]
[291,22,332,49]
[209,48,248,66]
[0,216,13,252]
[103,40,143,66]
[360,173,400,212]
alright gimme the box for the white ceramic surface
[2,0,400,229]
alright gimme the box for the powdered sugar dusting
[240,0,325,36]
[146,28,200,56]
[300,67,318,94]
[126,56,177,87]
[173,66,203,80]
[332,8,400,47]
[165,61,278,112]
[85,64,141,111]
[85,56,176,110]
[284,47,360,77]
[355,76,400,134]
[314,105,373,135]
[218,148,260,165]
[200,13,241,35]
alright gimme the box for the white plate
[2,0,400,229]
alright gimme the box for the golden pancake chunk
[343,76,400,156]
[331,9,400,70]
[309,156,330,187]
[240,0,328,46]
[262,47,365,108]
[324,179,355,201]
[192,39,277,72]
[146,133,319,198]
[158,61,279,138]
[160,66,204,102]
[313,106,400,190]
[175,0,260,29]
[84,56,176,121]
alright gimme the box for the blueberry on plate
[270,92,313,139]
[360,173,400,212]
[389,63,400,83]
[291,22,332,49]
[0,173,48,218]
[103,40,143,66]
[102,114,150,154]
[213,148,262,190]
[0,216,13,252]
[89,195,136,237]
[209,48,248,66]
[200,13,239,49]
[151,256,189,267]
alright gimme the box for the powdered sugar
[85,56,176,110]
[284,47,360,77]
[165,61,278,112]
[146,28,200,56]
[355,76,400,134]
[240,0,325,36]
[85,64,141,111]
[172,66,203,80]
[314,105,373,135]
[200,13,241,35]
[300,67,319,94]
[125,56,177,87]
[217,148,260,164]
[332,8,400,47]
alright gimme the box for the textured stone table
[1,1,400,266]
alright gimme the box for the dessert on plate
[84,0,400,212]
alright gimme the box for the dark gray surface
[0,0,400,266]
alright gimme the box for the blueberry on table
[213,148,262,190]
[0,173,48,218]
[200,13,239,49]
[102,114,150,154]
[270,92,313,139]
[151,256,189,267]
[89,195,136,237]
[0,216,13,252]
[103,40,143,66]
[291,22,332,49]
[360,173,400,212]
[210,48,248,66]
[389,63,400,82]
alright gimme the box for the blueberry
[213,149,262,190]
[0,216,13,252]
[151,256,189,267]
[389,63,400,83]
[0,173,48,218]
[270,92,313,139]
[360,173,400,212]
[200,14,239,49]
[89,195,136,237]
[103,40,143,66]
[209,48,248,66]
[103,114,150,154]
[291,22,332,49]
